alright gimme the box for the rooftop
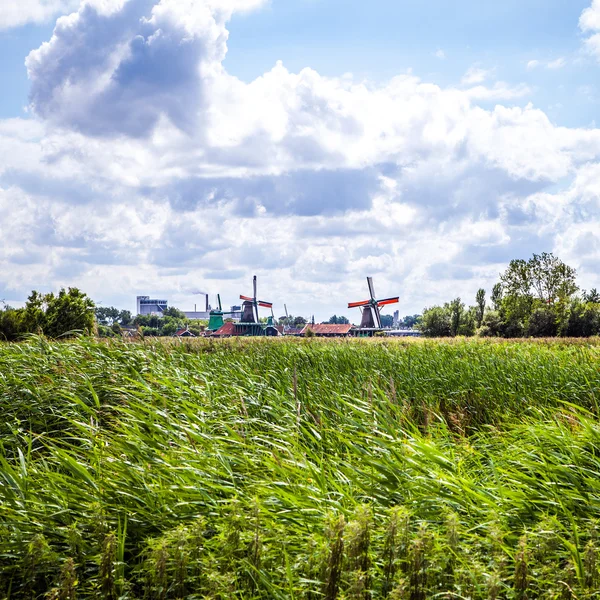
[302,323,354,336]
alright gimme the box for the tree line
[420,253,600,338]
[2,253,594,341]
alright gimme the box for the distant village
[131,276,422,339]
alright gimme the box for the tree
[491,283,503,311]
[327,315,350,325]
[44,288,95,338]
[96,307,133,327]
[448,298,464,337]
[475,289,486,328]
[293,316,307,328]
[401,314,421,329]
[584,288,600,304]
[526,307,558,338]
[478,310,503,337]
[23,291,47,333]
[420,306,452,337]
[0,305,25,341]
[161,317,181,336]
[566,298,600,337]
[119,310,133,327]
[163,307,187,319]
[95,306,120,326]
[458,306,477,336]
[501,253,578,305]
[380,314,393,328]
[529,253,578,302]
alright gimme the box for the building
[229,305,243,320]
[301,323,354,337]
[137,296,168,316]
[393,310,400,328]
[174,327,196,338]
[387,329,423,337]
[183,311,211,320]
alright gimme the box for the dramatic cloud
[25,0,251,137]
[1,0,599,318]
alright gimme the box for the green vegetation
[421,253,600,338]
[0,289,95,341]
[96,307,208,338]
[1,336,600,598]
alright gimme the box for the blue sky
[0,0,599,319]
[224,0,598,127]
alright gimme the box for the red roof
[213,321,237,336]
[175,328,195,337]
[301,324,354,336]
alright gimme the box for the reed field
[2,336,600,599]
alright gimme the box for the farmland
[1,337,600,599]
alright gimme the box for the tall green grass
[1,336,600,598]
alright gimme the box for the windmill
[348,277,399,330]
[239,276,278,334]
[207,294,239,332]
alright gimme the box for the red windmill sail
[348,277,399,329]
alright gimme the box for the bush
[567,302,600,337]
[527,307,558,338]
[98,325,116,338]
[480,310,503,337]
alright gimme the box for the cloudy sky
[1,0,600,320]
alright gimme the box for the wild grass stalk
[0,336,599,597]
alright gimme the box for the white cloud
[464,82,531,101]
[1,0,600,317]
[580,0,600,59]
[434,49,446,60]
[580,0,600,31]
[461,66,494,85]
[0,0,80,30]
[527,57,567,70]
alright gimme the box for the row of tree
[420,253,600,338]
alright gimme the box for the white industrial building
[136,296,168,316]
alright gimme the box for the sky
[0,0,600,321]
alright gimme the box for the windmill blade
[374,305,382,328]
[348,300,371,309]
[258,301,273,308]
[217,294,222,311]
[284,304,289,319]
[240,295,254,302]
[367,277,376,301]
[377,297,400,308]
[253,276,259,323]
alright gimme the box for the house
[211,321,236,337]
[301,323,355,337]
[174,327,196,338]
[284,328,305,336]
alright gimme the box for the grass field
[2,336,600,599]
